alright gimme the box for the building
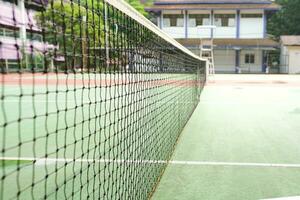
[280,36,300,74]
[0,0,54,72]
[146,0,281,74]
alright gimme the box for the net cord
[104,0,206,63]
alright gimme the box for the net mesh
[0,0,206,199]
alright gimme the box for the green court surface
[152,75,300,200]
[0,73,201,199]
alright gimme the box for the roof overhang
[283,45,300,47]
[154,1,272,5]
[146,3,281,12]
[176,38,279,50]
[280,36,300,46]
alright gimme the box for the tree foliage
[37,0,147,49]
[125,0,148,16]
[268,0,300,39]
[35,0,147,71]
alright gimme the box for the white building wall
[287,46,300,74]
[240,18,264,38]
[157,8,270,74]
[187,10,211,38]
[214,50,236,72]
[213,27,236,38]
[213,10,237,38]
[159,9,265,39]
[280,45,289,73]
[192,49,264,74]
[162,27,185,38]
[240,10,264,38]
[240,50,263,73]
[188,27,211,38]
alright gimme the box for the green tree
[125,0,147,16]
[268,0,300,39]
[139,0,154,6]
[35,0,104,71]
[36,0,147,71]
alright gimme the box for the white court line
[199,101,299,105]
[0,100,192,104]
[2,157,300,168]
[2,100,298,107]
[0,100,89,103]
[0,157,166,166]
[169,161,300,168]
[262,197,300,200]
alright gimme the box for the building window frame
[241,14,263,18]
[2,0,18,5]
[0,59,20,72]
[163,14,184,27]
[214,14,236,27]
[26,53,45,70]
[26,32,43,42]
[245,53,255,64]
[188,14,210,27]
[0,27,20,38]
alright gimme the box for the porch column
[210,10,214,38]
[263,11,267,38]
[185,10,188,38]
[19,0,27,42]
[235,50,241,73]
[19,0,27,69]
[5,59,8,73]
[158,11,162,29]
[236,10,240,38]
[262,50,268,73]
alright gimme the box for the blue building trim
[263,11,267,38]
[185,10,188,38]
[235,50,240,73]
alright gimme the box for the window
[2,0,18,5]
[0,59,20,72]
[4,29,16,37]
[214,14,235,27]
[26,53,45,70]
[188,14,210,27]
[163,14,184,27]
[25,1,44,10]
[7,59,20,69]
[26,32,43,42]
[245,54,255,64]
[241,14,263,18]
[0,27,20,38]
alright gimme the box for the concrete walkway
[152,75,300,200]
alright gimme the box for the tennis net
[0,0,206,199]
